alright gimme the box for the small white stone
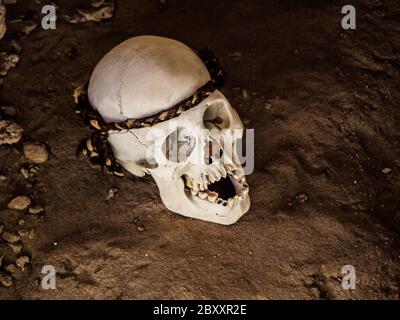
[382,168,392,174]
[23,143,49,164]
[7,195,31,211]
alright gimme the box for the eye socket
[203,101,231,130]
[162,128,196,163]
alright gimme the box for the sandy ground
[0,0,399,299]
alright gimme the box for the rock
[28,206,45,215]
[64,0,115,23]
[22,20,37,35]
[133,217,145,232]
[0,174,7,182]
[17,229,29,237]
[0,52,19,76]
[2,232,20,243]
[7,195,31,210]
[16,255,30,269]
[5,264,17,274]
[23,143,49,164]
[28,229,36,240]
[0,4,5,40]
[297,194,308,203]
[105,187,118,200]
[20,168,30,179]
[0,272,12,287]
[382,168,392,174]
[9,243,22,254]
[0,120,23,145]
[0,106,17,117]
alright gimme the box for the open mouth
[183,171,249,208]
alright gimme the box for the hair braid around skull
[75,48,224,177]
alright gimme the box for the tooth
[186,178,193,188]
[239,188,249,197]
[193,183,200,191]
[191,189,198,196]
[228,198,235,208]
[220,167,227,178]
[199,183,205,191]
[201,174,210,186]
[199,191,208,200]
[208,191,218,202]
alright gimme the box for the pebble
[5,264,17,274]
[16,256,30,269]
[0,120,23,145]
[22,20,37,35]
[29,206,45,215]
[0,106,17,117]
[297,194,308,203]
[0,4,5,40]
[28,229,36,240]
[105,187,118,200]
[7,195,31,211]
[0,52,19,76]
[0,174,8,182]
[2,232,20,243]
[382,168,392,174]
[23,143,49,164]
[0,272,12,287]
[9,243,22,254]
[18,229,29,237]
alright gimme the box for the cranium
[88,35,250,225]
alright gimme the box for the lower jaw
[179,193,251,225]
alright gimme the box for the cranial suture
[79,35,250,225]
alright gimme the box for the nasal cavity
[205,138,223,164]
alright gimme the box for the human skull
[88,35,250,225]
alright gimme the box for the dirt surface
[0,0,400,299]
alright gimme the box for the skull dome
[88,35,250,225]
